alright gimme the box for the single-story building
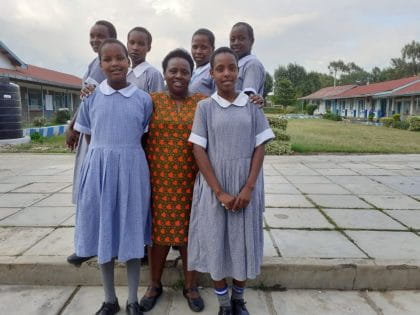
[301,76,420,119]
[0,41,82,122]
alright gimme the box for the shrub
[267,116,288,130]
[380,117,394,127]
[322,111,342,121]
[393,113,401,122]
[306,104,318,115]
[394,120,410,130]
[263,107,284,115]
[368,112,375,122]
[408,116,420,131]
[32,116,47,127]
[54,108,71,124]
[265,140,292,155]
[30,132,45,143]
[272,128,291,141]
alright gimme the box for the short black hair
[98,39,129,61]
[95,20,117,39]
[128,27,152,48]
[162,48,194,73]
[232,22,254,42]
[192,28,215,48]
[210,47,238,69]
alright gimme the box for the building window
[28,89,42,109]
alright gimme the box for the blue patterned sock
[214,286,230,307]
[232,284,245,301]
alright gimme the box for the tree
[401,40,420,75]
[263,72,273,98]
[328,60,349,86]
[274,63,307,97]
[273,79,296,107]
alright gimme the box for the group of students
[66,19,274,315]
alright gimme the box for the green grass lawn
[0,135,71,153]
[288,119,420,154]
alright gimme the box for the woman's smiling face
[164,57,192,96]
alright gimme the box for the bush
[368,112,375,122]
[54,108,71,124]
[322,111,342,121]
[394,120,410,130]
[306,104,318,115]
[32,116,47,127]
[30,132,45,143]
[272,128,291,141]
[408,116,420,131]
[265,140,293,155]
[380,117,394,127]
[267,116,288,130]
[263,107,284,115]
[393,113,401,122]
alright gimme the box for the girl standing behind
[229,22,265,96]
[74,39,152,315]
[126,27,164,93]
[187,47,274,315]
[189,28,215,96]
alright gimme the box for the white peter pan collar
[211,91,248,108]
[128,61,152,78]
[99,80,137,97]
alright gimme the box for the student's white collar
[238,54,256,68]
[99,80,137,97]
[211,91,248,108]
[128,61,152,78]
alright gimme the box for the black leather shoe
[138,285,163,311]
[67,253,95,266]
[126,301,143,315]
[231,298,249,315]
[95,299,120,315]
[218,306,233,315]
[183,287,204,312]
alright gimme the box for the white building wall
[0,53,15,70]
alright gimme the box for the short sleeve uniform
[236,55,266,95]
[187,92,274,281]
[127,61,165,93]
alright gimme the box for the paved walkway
[1,154,420,313]
[1,285,419,315]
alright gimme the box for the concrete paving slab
[271,163,310,170]
[370,163,412,170]
[338,163,378,169]
[360,195,420,210]
[2,175,73,184]
[0,183,25,193]
[21,168,69,176]
[264,183,301,194]
[59,185,73,193]
[264,208,333,229]
[358,169,400,176]
[308,195,372,209]
[33,193,73,207]
[294,183,351,194]
[0,227,53,255]
[284,175,331,184]
[60,214,75,227]
[327,175,376,185]
[346,231,420,259]
[0,193,49,207]
[0,285,75,315]
[340,183,401,195]
[397,170,420,176]
[266,194,313,208]
[323,209,406,230]
[263,230,279,257]
[24,227,74,256]
[271,290,376,315]
[271,230,367,258]
[263,176,289,184]
[277,168,320,176]
[385,210,420,229]
[315,168,359,176]
[303,162,340,169]
[0,207,21,220]
[0,206,74,227]
[263,168,281,176]
[370,176,420,195]
[12,182,70,193]
[366,290,420,315]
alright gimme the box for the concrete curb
[1,257,419,290]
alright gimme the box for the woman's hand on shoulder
[80,84,96,99]
[249,94,265,108]
[231,185,253,211]
[216,192,236,211]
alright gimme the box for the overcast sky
[1,0,419,79]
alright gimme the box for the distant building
[0,41,82,122]
[300,76,420,119]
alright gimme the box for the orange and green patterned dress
[146,92,206,246]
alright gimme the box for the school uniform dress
[145,92,206,246]
[187,92,274,281]
[72,57,107,204]
[189,63,215,96]
[127,61,165,93]
[236,54,266,96]
[74,81,153,264]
